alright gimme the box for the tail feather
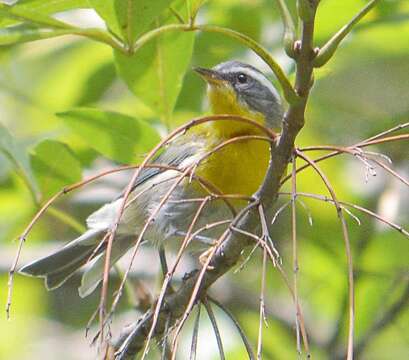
[20,230,137,297]
[79,235,135,298]
[19,229,103,287]
[45,250,95,290]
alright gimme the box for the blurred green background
[0,0,408,359]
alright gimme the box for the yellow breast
[196,138,270,198]
[193,82,271,199]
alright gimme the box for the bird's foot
[199,247,216,270]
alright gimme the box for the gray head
[194,61,283,129]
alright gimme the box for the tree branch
[110,2,319,358]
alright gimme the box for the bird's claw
[199,247,215,269]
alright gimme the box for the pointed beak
[193,67,225,85]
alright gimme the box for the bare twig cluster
[7,1,409,359]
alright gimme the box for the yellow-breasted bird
[20,61,283,297]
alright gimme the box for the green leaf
[33,41,113,111]
[0,24,73,46]
[115,30,195,127]
[89,0,174,44]
[314,0,373,44]
[188,0,207,19]
[0,3,72,29]
[77,62,116,106]
[6,0,88,14]
[314,0,380,67]
[0,123,38,196]
[30,140,82,198]
[57,108,160,163]
[0,0,89,28]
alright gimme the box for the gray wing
[87,133,205,231]
[124,135,204,196]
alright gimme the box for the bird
[19,60,284,297]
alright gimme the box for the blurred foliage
[0,0,408,359]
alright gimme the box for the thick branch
[111,4,319,359]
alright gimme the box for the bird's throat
[207,85,266,138]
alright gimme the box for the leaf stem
[275,0,297,57]
[69,28,126,53]
[0,4,73,30]
[313,0,380,67]
[131,23,298,104]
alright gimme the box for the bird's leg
[159,245,169,277]
[199,247,216,269]
[174,230,217,268]
[158,245,176,295]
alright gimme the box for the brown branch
[7,160,237,321]
[296,149,355,360]
[298,144,409,187]
[99,115,275,342]
[278,192,409,238]
[257,246,268,359]
[291,155,302,354]
[111,2,320,357]
[140,195,211,358]
[282,132,409,185]
[229,224,311,355]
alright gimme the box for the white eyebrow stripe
[222,66,281,103]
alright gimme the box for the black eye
[237,73,247,84]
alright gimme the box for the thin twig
[233,242,260,273]
[278,192,409,238]
[111,0,319,354]
[271,200,291,225]
[299,144,409,187]
[161,314,172,360]
[6,190,62,318]
[257,247,267,360]
[283,132,409,186]
[168,201,262,358]
[209,297,256,360]
[291,154,302,354]
[203,298,225,360]
[96,115,275,343]
[232,226,311,355]
[359,122,409,144]
[110,168,194,350]
[7,163,186,318]
[139,134,276,356]
[370,157,409,187]
[170,229,231,359]
[259,203,280,265]
[189,304,201,360]
[296,149,355,360]
[141,194,210,359]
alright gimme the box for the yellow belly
[196,138,270,197]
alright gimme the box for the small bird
[20,61,283,297]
